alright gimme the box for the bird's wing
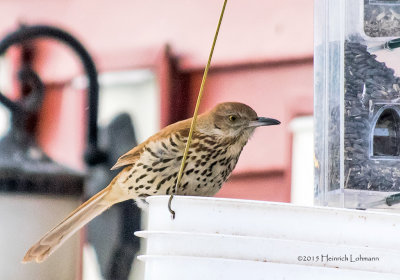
[110,118,191,170]
[110,145,143,170]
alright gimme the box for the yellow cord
[168,0,228,218]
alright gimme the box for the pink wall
[0,0,313,77]
[36,85,86,170]
[188,61,313,201]
[188,62,313,173]
[216,172,288,202]
[0,0,314,202]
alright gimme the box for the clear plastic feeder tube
[314,0,400,210]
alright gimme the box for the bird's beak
[248,117,281,127]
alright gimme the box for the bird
[22,102,280,263]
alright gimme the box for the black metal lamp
[0,25,141,280]
[0,24,107,195]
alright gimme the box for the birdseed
[341,38,400,192]
[364,0,400,37]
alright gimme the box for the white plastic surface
[137,196,400,279]
[136,231,400,274]
[138,255,400,280]
[146,196,400,250]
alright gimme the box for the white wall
[289,116,314,206]
[96,69,159,143]
[0,56,12,137]
[0,194,81,279]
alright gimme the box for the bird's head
[198,102,280,140]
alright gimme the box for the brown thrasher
[23,102,280,263]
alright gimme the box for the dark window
[373,108,400,156]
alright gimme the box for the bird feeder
[315,0,400,209]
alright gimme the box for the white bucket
[138,255,400,280]
[136,230,400,274]
[137,196,400,279]
[146,196,400,250]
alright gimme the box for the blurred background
[0,0,313,279]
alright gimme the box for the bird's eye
[228,115,238,122]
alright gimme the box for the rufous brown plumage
[23,102,280,263]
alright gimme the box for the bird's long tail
[23,185,119,263]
